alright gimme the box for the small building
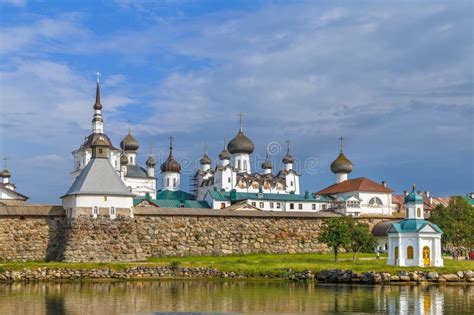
[62,135,135,218]
[0,164,29,205]
[387,185,443,267]
[204,188,330,211]
[372,221,394,253]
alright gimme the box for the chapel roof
[315,177,394,195]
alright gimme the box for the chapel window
[407,246,414,259]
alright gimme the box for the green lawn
[1,253,473,277]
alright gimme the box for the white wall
[161,172,180,191]
[62,194,133,218]
[387,232,443,267]
[124,176,156,199]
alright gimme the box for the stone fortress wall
[0,205,393,262]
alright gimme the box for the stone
[425,272,439,280]
[442,274,460,282]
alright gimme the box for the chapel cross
[238,112,243,131]
[96,72,102,84]
[339,136,344,152]
[168,136,174,150]
[2,157,7,169]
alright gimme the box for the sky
[0,0,472,203]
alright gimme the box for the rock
[408,272,419,281]
[441,274,460,282]
[463,270,474,279]
[425,272,439,280]
[390,275,400,281]
[381,272,391,281]
[456,271,464,279]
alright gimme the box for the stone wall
[0,205,398,262]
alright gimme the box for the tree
[430,196,474,249]
[318,217,352,261]
[346,221,377,261]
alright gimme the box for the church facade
[70,81,157,199]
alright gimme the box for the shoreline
[1,266,473,284]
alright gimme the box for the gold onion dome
[0,168,11,178]
[146,155,156,167]
[282,152,294,164]
[330,152,353,174]
[120,132,139,151]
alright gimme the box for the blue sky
[0,0,472,203]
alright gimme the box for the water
[0,281,473,314]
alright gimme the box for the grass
[1,253,473,277]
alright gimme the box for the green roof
[206,189,330,202]
[133,190,210,209]
[387,219,443,234]
[156,190,194,201]
[462,194,474,206]
[404,185,424,203]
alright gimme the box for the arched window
[173,178,177,187]
[407,246,414,259]
[394,246,399,260]
[167,178,170,186]
[243,160,247,171]
[417,208,422,217]
[237,160,241,170]
[369,197,383,206]
[130,157,134,164]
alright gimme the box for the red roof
[316,177,394,195]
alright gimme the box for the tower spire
[92,73,104,133]
[168,136,174,154]
[238,112,243,132]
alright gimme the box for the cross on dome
[96,71,102,84]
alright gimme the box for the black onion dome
[219,148,231,160]
[0,168,11,178]
[228,131,255,154]
[261,159,272,170]
[120,133,139,151]
[330,152,353,174]
[92,136,109,147]
[160,154,181,173]
[282,153,294,164]
[120,154,129,165]
[146,156,156,167]
[200,153,212,165]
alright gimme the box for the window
[259,202,264,208]
[290,203,294,210]
[99,148,103,154]
[291,181,294,186]
[243,160,247,171]
[394,246,399,260]
[251,202,256,207]
[228,177,231,183]
[130,157,134,164]
[92,206,98,218]
[167,178,170,186]
[417,208,422,217]
[384,243,388,250]
[298,203,303,210]
[407,246,414,259]
[110,207,116,219]
[322,204,327,210]
[276,203,281,209]
[270,202,274,209]
[104,196,108,201]
[238,160,241,170]
[312,204,316,210]
[220,203,226,209]
[369,197,383,206]
[173,178,177,187]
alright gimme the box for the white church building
[70,79,157,199]
[386,185,443,267]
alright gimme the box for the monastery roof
[156,189,194,201]
[0,184,29,201]
[315,177,394,195]
[62,158,134,198]
[133,196,209,209]
[462,194,474,206]
[126,164,150,178]
[207,189,330,202]
[387,219,443,234]
[372,221,397,237]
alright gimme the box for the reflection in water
[0,281,473,314]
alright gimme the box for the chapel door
[423,246,430,266]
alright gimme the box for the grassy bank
[1,253,473,277]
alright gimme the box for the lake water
[0,281,473,314]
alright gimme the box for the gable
[0,186,29,201]
[419,224,438,233]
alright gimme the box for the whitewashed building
[386,185,443,267]
[62,135,134,218]
[0,164,29,204]
[315,139,394,216]
[70,80,157,198]
[193,116,305,210]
